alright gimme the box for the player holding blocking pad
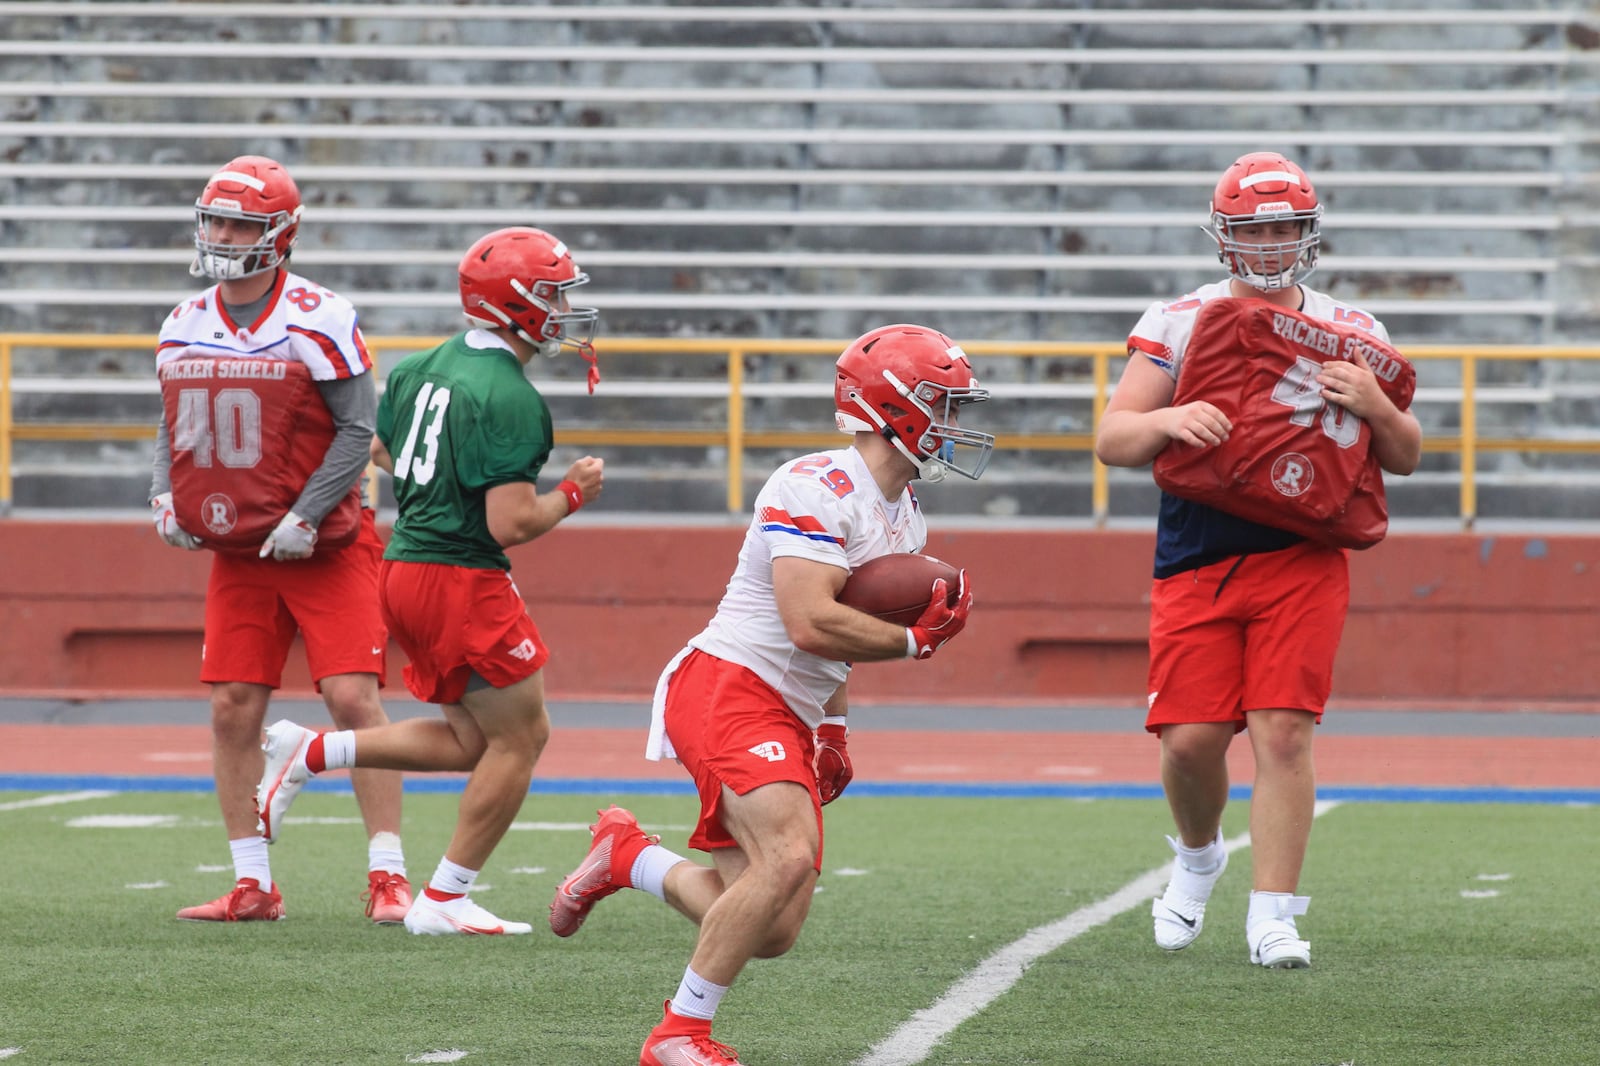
[150,155,409,925]
[255,226,604,936]
[547,324,992,1066]
[1095,152,1422,969]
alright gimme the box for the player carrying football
[546,324,992,1066]
[1095,152,1423,968]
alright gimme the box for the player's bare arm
[1317,349,1423,475]
[821,684,847,724]
[1095,355,1231,466]
[484,455,604,548]
[771,555,912,663]
[369,435,394,475]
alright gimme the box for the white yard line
[855,800,1342,1066]
[0,790,115,812]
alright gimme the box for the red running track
[4,723,1597,790]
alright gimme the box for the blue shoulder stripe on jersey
[760,522,846,545]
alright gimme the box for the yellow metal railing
[5,332,1600,522]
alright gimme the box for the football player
[1095,152,1422,968]
[151,155,409,924]
[548,324,992,1066]
[254,226,604,936]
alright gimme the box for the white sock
[631,843,687,902]
[1248,890,1309,927]
[368,830,406,876]
[669,966,728,1022]
[320,729,357,771]
[428,856,477,898]
[1175,832,1225,875]
[230,836,271,890]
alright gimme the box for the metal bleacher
[2,1,1598,520]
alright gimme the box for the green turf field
[1,790,1593,1065]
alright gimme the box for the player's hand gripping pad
[160,357,362,554]
[1151,298,1415,550]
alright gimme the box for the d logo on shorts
[747,741,787,762]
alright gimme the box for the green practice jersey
[376,331,552,570]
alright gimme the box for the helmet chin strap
[915,455,949,483]
[1236,264,1299,290]
[877,424,947,482]
[192,251,264,280]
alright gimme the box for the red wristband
[558,479,584,515]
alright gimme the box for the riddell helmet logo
[201,493,238,534]
[1271,453,1313,497]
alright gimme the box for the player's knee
[321,683,386,729]
[209,684,267,741]
[520,706,551,754]
[1253,728,1313,769]
[1164,736,1219,775]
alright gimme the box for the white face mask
[1207,212,1322,290]
[191,207,296,280]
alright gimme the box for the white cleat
[1249,895,1311,969]
[256,719,317,843]
[403,893,532,936]
[1152,831,1228,951]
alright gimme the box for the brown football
[837,552,961,626]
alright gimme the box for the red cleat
[363,871,413,925]
[640,1003,744,1066]
[548,805,659,938]
[176,878,285,922]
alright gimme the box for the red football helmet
[459,226,600,389]
[1207,151,1322,290]
[834,323,993,482]
[191,155,303,280]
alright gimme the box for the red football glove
[814,718,853,805]
[906,571,972,660]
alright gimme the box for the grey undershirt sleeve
[150,419,173,501]
[292,372,377,526]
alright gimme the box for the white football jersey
[647,446,927,759]
[1127,279,1390,381]
[156,269,372,381]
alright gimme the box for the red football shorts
[378,559,549,705]
[201,509,387,689]
[1145,539,1349,734]
[662,649,825,869]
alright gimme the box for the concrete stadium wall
[2,521,1596,709]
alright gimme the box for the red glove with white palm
[906,571,972,660]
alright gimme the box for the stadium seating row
[1,1,1596,517]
